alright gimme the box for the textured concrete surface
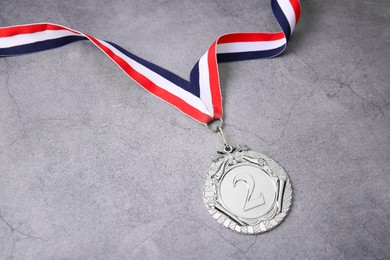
[1,0,389,259]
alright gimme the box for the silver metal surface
[203,146,292,234]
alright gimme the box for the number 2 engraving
[233,172,265,211]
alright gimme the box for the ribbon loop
[0,0,300,124]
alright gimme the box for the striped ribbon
[0,0,300,124]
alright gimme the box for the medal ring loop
[224,144,233,153]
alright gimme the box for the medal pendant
[203,146,292,234]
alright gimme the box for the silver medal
[203,124,292,234]
[203,122,292,234]
[203,147,292,234]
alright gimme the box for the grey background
[0,0,389,259]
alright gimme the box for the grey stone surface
[0,0,389,259]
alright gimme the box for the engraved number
[233,172,265,211]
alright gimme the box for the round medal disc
[203,146,292,234]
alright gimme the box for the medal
[204,122,292,234]
[0,0,300,234]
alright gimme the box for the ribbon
[0,0,300,124]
